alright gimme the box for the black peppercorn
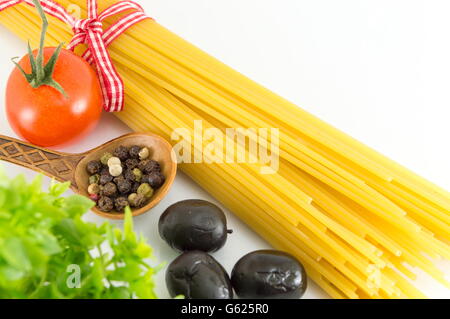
[101,182,118,197]
[148,171,165,189]
[141,174,149,184]
[138,159,160,174]
[114,146,129,161]
[125,158,139,169]
[128,193,147,208]
[86,160,102,175]
[115,196,129,212]
[131,182,140,193]
[99,168,114,185]
[113,175,124,184]
[97,196,114,212]
[124,168,136,182]
[117,178,132,194]
[129,145,141,159]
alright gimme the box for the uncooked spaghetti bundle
[1,0,449,298]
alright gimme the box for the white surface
[0,0,449,299]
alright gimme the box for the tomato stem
[35,0,47,83]
[12,0,68,98]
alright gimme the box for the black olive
[231,250,307,299]
[159,199,231,252]
[166,251,233,299]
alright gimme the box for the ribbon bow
[72,18,103,36]
[0,0,151,112]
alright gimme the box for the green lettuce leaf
[0,171,159,299]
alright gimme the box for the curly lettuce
[0,168,159,299]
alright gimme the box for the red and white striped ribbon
[0,0,151,112]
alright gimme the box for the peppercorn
[139,147,150,160]
[124,168,136,182]
[137,183,154,199]
[89,174,100,185]
[114,146,129,161]
[129,145,141,159]
[100,152,113,165]
[86,144,161,213]
[114,196,129,212]
[134,168,143,181]
[141,174,149,184]
[101,182,118,197]
[99,168,114,185]
[128,193,147,208]
[128,193,137,205]
[88,183,101,195]
[89,193,99,202]
[147,171,166,189]
[109,164,123,177]
[97,196,114,212]
[107,156,121,167]
[86,160,102,175]
[113,175,125,185]
[117,178,132,194]
[127,169,142,183]
[138,159,160,174]
[131,182,140,193]
[125,158,139,169]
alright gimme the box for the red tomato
[6,47,103,147]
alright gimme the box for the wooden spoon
[0,133,177,220]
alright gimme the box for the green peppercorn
[89,174,100,185]
[100,152,113,165]
[137,183,154,199]
[132,168,143,182]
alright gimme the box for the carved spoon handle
[0,135,84,190]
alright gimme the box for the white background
[0,0,449,298]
